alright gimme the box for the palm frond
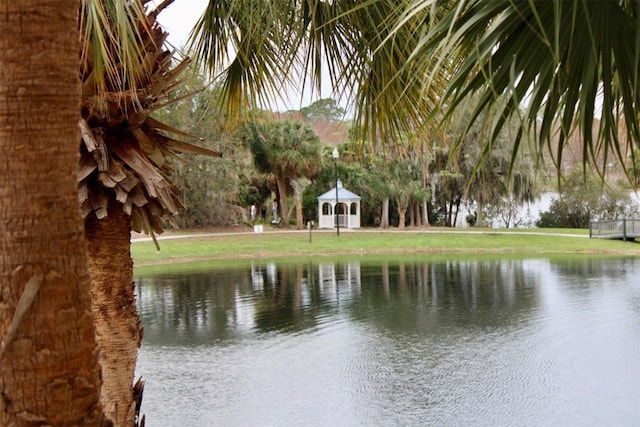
[79,0,221,238]
[407,0,640,183]
[80,0,153,102]
[189,1,439,147]
[189,0,294,122]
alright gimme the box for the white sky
[151,0,340,112]
[152,0,207,47]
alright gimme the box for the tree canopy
[243,119,324,227]
[299,98,347,123]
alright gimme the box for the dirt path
[131,226,590,243]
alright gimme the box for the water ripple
[136,257,640,426]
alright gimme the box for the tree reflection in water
[135,257,640,426]
[136,258,548,345]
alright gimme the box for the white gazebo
[317,180,361,229]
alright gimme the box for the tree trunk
[397,202,408,229]
[476,196,485,227]
[291,179,304,229]
[422,171,430,226]
[379,198,390,228]
[414,202,422,226]
[453,197,461,227]
[85,203,141,427]
[276,177,290,226]
[0,1,105,424]
[409,201,416,227]
[422,200,430,226]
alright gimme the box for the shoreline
[130,227,640,268]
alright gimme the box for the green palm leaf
[189,1,437,146]
[405,0,640,181]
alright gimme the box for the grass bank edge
[131,229,639,270]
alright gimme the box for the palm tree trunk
[85,203,141,427]
[0,1,105,424]
[409,201,416,227]
[422,200,430,226]
[380,198,390,228]
[415,202,423,226]
[276,177,290,226]
[421,171,430,226]
[291,178,304,229]
[398,202,408,229]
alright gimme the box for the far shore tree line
[164,89,639,231]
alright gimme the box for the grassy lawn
[131,227,639,267]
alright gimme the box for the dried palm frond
[79,0,221,241]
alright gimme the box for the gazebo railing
[336,214,347,227]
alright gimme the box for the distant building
[317,180,361,229]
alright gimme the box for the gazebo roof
[317,180,361,201]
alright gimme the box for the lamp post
[332,147,340,236]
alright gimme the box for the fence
[589,218,640,241]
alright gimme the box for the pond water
[135,256,640,426]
